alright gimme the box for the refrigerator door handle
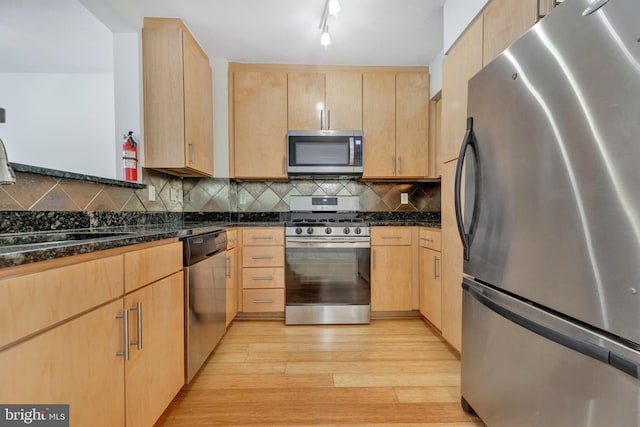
[463,279,640,379]
[455,117,481,261]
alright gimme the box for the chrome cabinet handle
[252,255,274,260]
[253,299,274,303]
[253,276,274,281]
[381,236,402,239]
[398,157,402,175]
[252,235,274,240]
[327,109,331,129]
[392,156,396,174]
[189,142,195,163]
[282,156,286,175]
[421,237,434,242]
[372,249,376,270]
[320,109,324,130]
[226,256,231,278]
[129,301,142,350]
[434,256,440,279]
[116,308,129,360]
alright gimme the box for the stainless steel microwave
[287,130,364,175]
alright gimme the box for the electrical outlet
[401,193,409,204]
[148,185,156,201]
[170,188,178,202]
[239,192,248,205]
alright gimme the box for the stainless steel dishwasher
[182,229,227,383]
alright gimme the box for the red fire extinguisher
[122,131,138,182]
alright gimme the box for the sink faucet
[0,108,16,185]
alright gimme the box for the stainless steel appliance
[456,0,640,425]
[287,130,364,175]
[182,230,227,383]
[285,196,370,324]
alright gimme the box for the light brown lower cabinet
[370,227,413,312]
[0,299,126,426]
[419,228,442,330]
[241,227,285,313]
[0,239,185,427]
[125,271,184,427]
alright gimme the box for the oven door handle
[286,239,370,248]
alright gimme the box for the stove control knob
[295,227,303,235]
[354,227,362,235]
[325,227,333,235]
[307,227,314,235]
[343,227,350,234]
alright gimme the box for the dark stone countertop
[0,211,440,269]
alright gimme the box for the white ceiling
[0,0,445,73]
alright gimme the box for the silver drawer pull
[252,236,274,240]
[253,276,274,281]
[253,299,274,303]
[381,236,402,239]
[252,255,274,260]
[421,237,434,242]
[129,301,143,350]
[116,308,129,361]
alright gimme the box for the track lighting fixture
[319,0,340,48]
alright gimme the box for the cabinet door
[225,247,237,326]
[441,17,483,164]
[371,245,413,311]
[362,72,396,178]
[142,27,186,169]
[125,272,184,427]
[325,72,362,130]
[396,72,430,178]
[429,97,442,178]
[287,72,325,130]
[483,0,536,66]
[234,71,288,179]
[183,30,214,175]
[441,160,463,352]
[420,247,442,330]
[0,300,125,426]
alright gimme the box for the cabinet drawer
[371,227,412,245]
[242,267,284,289]
[419,228,441,251]
[0,255,123,349]
[242,289,284,312]
[226,228,238,249]
[242,246,284,267]
[242,228,284,246]
[124,241,183,293]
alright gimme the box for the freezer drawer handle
[455,117,482,261]
[463,280,640,379]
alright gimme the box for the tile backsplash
[1,169,440,213]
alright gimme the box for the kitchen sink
[0,231,136,250]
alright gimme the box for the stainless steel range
[285,196,370,325]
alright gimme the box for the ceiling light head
[320,25,331,48]
[329,0,341,17]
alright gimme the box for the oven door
[285,239,370,306]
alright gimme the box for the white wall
[210,57,229,178]
[429,50,445,99]
[0,73,116,178]
[443,0,489,53]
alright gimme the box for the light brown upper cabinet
[233,70,288,180]
[363,71,429,179]
[483,0,537,66]
[288,72,362,130]
[440,17,483,164]
[142,18,213,177]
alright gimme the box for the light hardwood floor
[155,318,485,426]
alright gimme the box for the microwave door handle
[349,137,354,166]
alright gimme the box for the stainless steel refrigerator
[456,0,640,425]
